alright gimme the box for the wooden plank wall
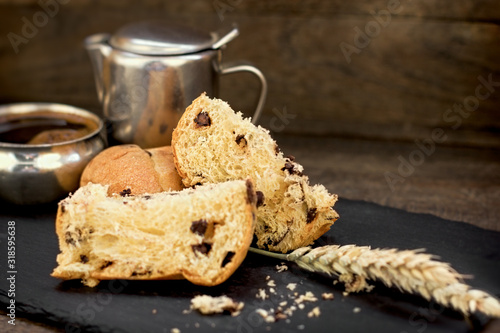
[0,0,499,147]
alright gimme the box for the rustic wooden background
[1,0,499,225]
[1,0,499,226]
[0,0,499,146]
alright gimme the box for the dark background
[1,2,500,332]
[1,1,499,144]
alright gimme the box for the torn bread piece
[51,179,257,287]
[190,295,244,316]
[172,93,339,253]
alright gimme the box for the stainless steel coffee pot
[85,21,267,148]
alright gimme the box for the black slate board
[1,198,499,333]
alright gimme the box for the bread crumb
[353,307,361,313]
[194,323,200,328]
[266,275,271,280]
[257,307,289,323]
[267,280,276,287]
[322,293,334,300]
[286,283,297,291]
[152,309,157,314]
[284,305,297,317]
[256,309,275,323]
[298,303,305,310]
[190,295,244,316]
[307,306,321,318]
[256,288,269,300]
[275,311,287,321]
[269,287,276,294]
[295,291,318,304]
[276,263,288,272]
[279,301,288,307]
[171,329,180,333]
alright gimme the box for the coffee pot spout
[84,33,112,104]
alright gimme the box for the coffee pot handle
[218,61,268,124]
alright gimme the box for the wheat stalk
[249,245,500,318]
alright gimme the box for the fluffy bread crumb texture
[51,179,257,287]
[172,93,339,253]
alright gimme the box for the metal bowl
[0,103,107,205]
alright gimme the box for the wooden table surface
[1,135,499,332]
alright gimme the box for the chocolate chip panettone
[51,179,257,287]
[172,93,339,253]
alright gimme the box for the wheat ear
[249,245,500,318]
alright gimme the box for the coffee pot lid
[109,20,238,55]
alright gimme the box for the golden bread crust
[80,144,183,195]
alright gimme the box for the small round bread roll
[80,144,184,195]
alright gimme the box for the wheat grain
[249,245,500,317]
